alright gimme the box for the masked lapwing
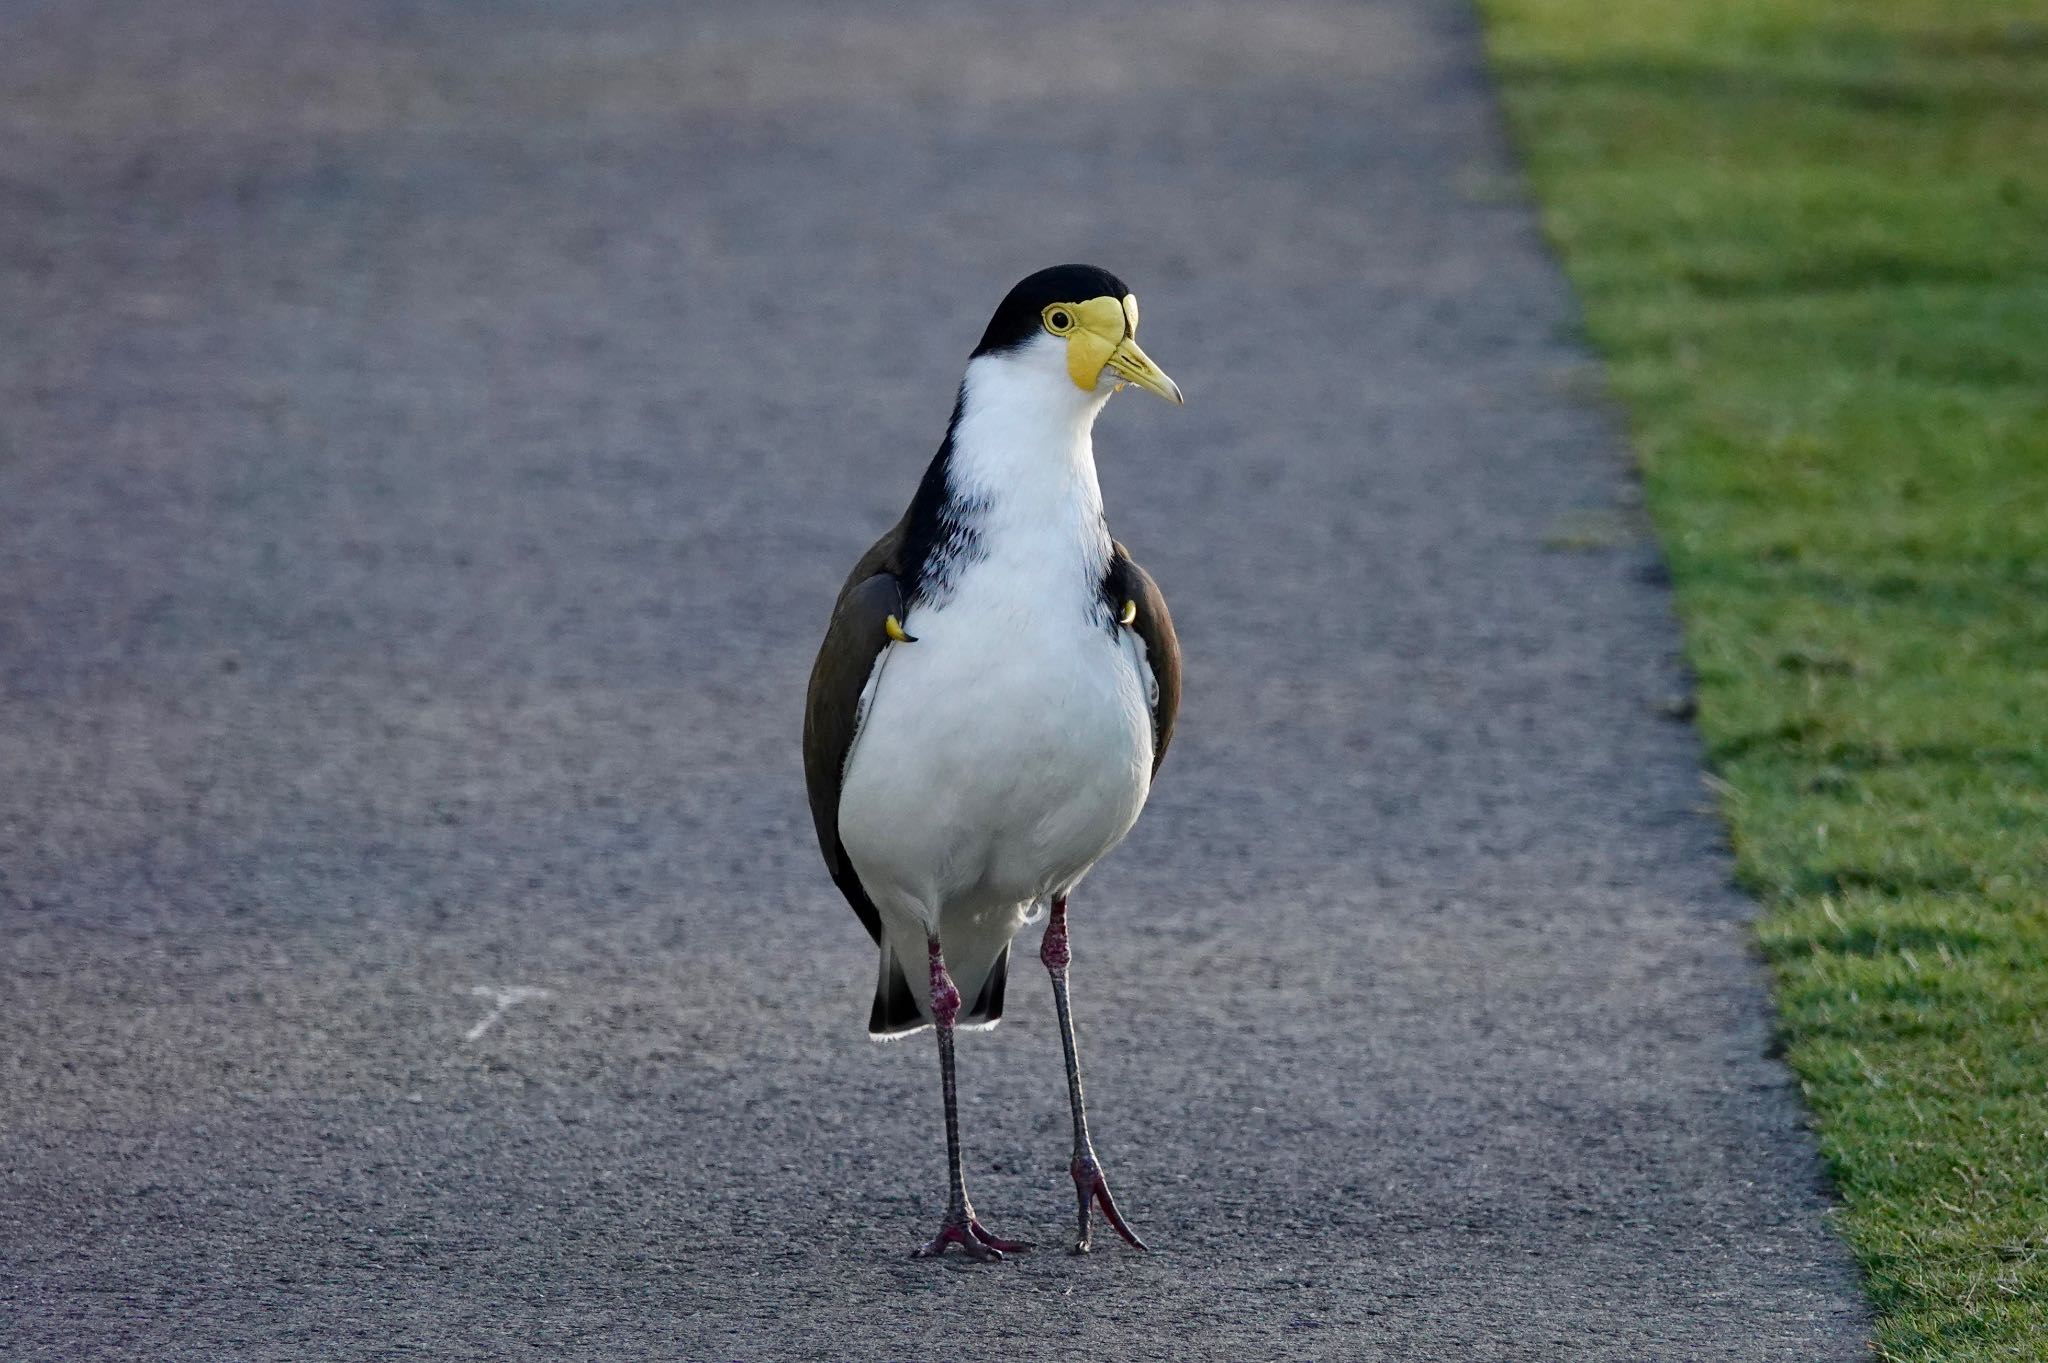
[803,265,1183,1260]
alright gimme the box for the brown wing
[1105,541,1181,776]
[802,520,908,946]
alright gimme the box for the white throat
[943,351,1115,590]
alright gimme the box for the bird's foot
[1070,1149,1147,1254]
[911,1211,1030,1262]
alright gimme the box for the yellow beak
[1103,334,1183,405]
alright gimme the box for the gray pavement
[0,2,1870,1359]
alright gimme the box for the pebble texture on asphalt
[0,2,1869,1359]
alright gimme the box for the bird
[803,264,1183,1260]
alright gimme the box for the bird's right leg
[1041,894,1147,1253]
[912,936,1029,1262]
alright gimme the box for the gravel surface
[0,2,1869,1358]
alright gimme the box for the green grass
[1477,2,2048,1357]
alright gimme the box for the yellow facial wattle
[1042,293,1182,404]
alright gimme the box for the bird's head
[969,264,1183,407]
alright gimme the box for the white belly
[835,599,1155,936]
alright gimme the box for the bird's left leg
[1041,894,1148,1253]
[911,936,1029,1261]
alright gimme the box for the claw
[969,1219,1031,1254]
[1071,1151,1148,1254]
[912,1214,1029,1262]
[913,1221,1000,1262]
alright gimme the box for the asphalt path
[1,2,1870,1358]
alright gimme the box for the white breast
[833,351,1156,940]
[836,566,1155,927]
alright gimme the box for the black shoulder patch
[900,388,988,609]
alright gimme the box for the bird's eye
[1045,308,1072,334]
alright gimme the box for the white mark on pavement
[461,984,551,1043]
